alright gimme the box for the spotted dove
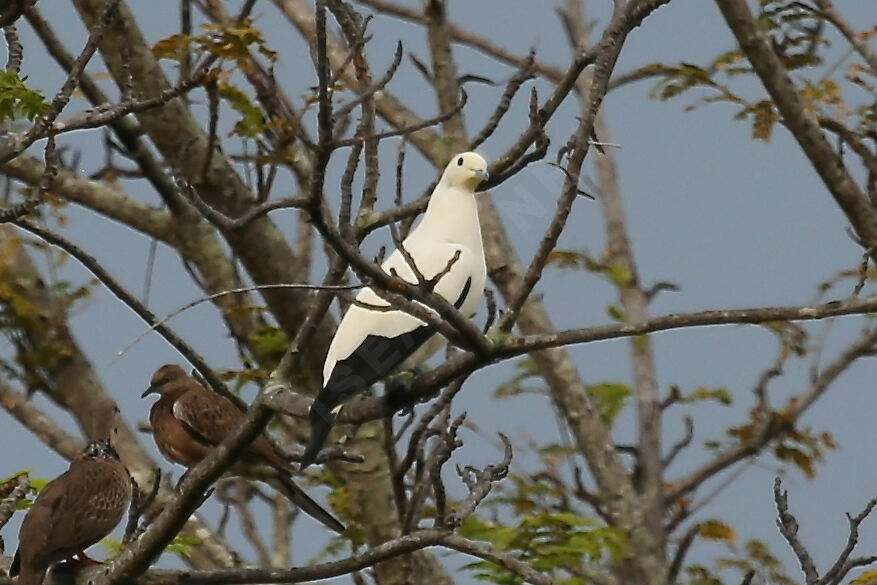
[142,364,344,534]
[10,399,132,585]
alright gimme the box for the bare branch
[822,495,877,585]
[470,51,535,149]
[775,477,819,585]
[808,0,877,76]
[46,67,213,137]
[0,135,57,222]
[334,41,404,120]
[3,24,22,72]
[667,521,699,583]
[0,377,86,460]
[9,219,233,402]
[334,89,468,148]
[449,433,512,527]
[714,0,877,262]
[0,0,122,163]
[662,416,694,468]
[441,533,558,585]
[669,322,877,502]
[9,527,560,585]
[118,282,363,359]
[353,0,566,82]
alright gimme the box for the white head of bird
[438,152,489,191]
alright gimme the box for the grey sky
[2,0,876,582]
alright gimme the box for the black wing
[301,277,472,468]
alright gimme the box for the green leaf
[247,326,288,355]
[164,534,203,558]
[680,386,732,406]
[15,498,35,510]
[0,469,30,485]
[0,70,49,123]
[607,263,632,287]
[151,33,193,60]
[28,477,50,492]
[587,382,631,426]
[750,100,778,141]
[218,82,268,138]
[101,537,122,555]
[494,358,541,398]
[607,304,626,321]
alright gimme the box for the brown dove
[142,364,344,534]
[10,400,132,585]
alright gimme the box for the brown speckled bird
[142,364,344,534]
[10,400,132,585]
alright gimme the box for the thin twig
[0,0,122,163]
[774,477,819,585]
[334,89,468,148]
[470,50,535,149]
[116,282,364,359]
[821,495,877,585]
[3,24,22,73]
[10,219,233,402]
[449,433,512,527]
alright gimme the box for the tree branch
[714,0,877,262]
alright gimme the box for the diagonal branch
[809,0,877,76]
[668,321,877,503]
[0,0,122,164]
[714,0,877,262]
[9,219,234,403]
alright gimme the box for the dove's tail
[268,474,345,534]
[10,552,48,585]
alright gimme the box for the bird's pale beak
[474,168,490,183]
[141,384,159,399]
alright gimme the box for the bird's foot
[67,552,104,566]
[384,376,412,415]
[385,367,431,415]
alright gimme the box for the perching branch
[266,293,877,429]
[1,527,558,585]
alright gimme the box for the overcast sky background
[2,1,876,583]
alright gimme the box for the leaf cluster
[0,70,48,124]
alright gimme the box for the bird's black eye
[457,157,463,166]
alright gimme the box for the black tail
[9,549,20,577]
[300,405,336,469]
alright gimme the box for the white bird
[301,152,490,468]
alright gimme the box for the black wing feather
[301,277,473,468]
